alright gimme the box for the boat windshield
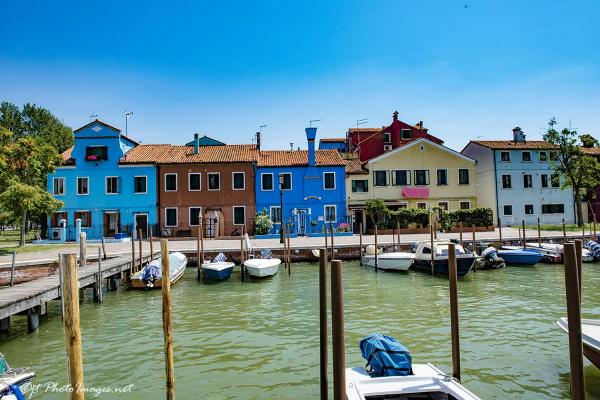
[436,245,466,256]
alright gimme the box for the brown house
[122,135,259,237]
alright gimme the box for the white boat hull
[557,317,600,369]
[362,252,414,271]
[244,258,281,278]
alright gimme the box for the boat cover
[261,249,272,259]
[587,240,600,260]
[4,384,26,400]
[213,253,226,263]
[142,260,161,285]
[360,334,412,377]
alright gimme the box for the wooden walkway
[0,250,158,329]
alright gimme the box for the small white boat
[557,317,600,369]
[346,364,481,400]
[202,262,235,281]
[131,252,187,289]
[362,252,415,271]
[244,258,281,278]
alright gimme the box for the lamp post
[279,175,284,244]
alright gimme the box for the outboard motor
[481,246,505,269]
[142,260,161,288]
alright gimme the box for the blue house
[255,128,348,236]
[47,120,158,241]
[318,137,347,153]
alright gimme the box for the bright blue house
[255,128,348,236]
[47,120,158,241]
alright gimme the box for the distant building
[582,146,600,222]
[461,127,576,225]
[318,137,347,153]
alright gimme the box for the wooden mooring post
[138,228,143,272]
[448,243,461,381]
[79,233,86,268]
[58,253,64,320]
[319,249,328,400]
[430,223,435,275]
[161,240,175,399]
[537,218,541,247]
[498,217,502,244]
[282,224,288,269]
[563,243,585,400]
[331,259,345,400]
[471,225,477,256]
[287,225,292,276]
[131,233,136,275]
[522,220,526,249]
[396,222,401,251]
[197,226,202,280]
[101,236,107,260]
[574,240,583,304]
[95,247,103,303]
[200,217,205,274]
[359,223,363,266]
[374,225,378,271]
[9,251,16,287]
[240,225,245,282]
[62,253,85,400]
[149,229,153,260]
[563,218,567,243]
[330,223,335,260]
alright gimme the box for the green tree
[580,133,599,148]
[0,127,63,245]
[365,198,388,228]
[543,126,600,226]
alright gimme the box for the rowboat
[202,256,235,281]
[362,250,415,271]
[557,317,600,369]
[244,257,280,278]
[411,241,476,276]
[130,252,187,289]
[497,246,543,266]
[346,364,480,399]
[0,353,35,399]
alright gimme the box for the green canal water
[1,262,600,399]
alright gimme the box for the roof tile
[120,144,259,164]
[469,140,556,150]
[258,150,345,167]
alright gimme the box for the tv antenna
[124,111,134,137]
[259,124,267,132]
[548,117,557,130]
[356,118,368,127]
[309,119,321,127]
[89,113,98,121]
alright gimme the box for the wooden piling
[448,243,461,381]
[359,223,363,266]
[396,221,401,251]
[58,253,64,320]
[319,248,328,400]
[374,225,378,271]
[563,243,585,400]
[430,223,435,275]
[498,217,502,243]
[330,259,345,400]
[97,248,103,304]
[287,225,292,276]
[392,225,396,252]
[138,228,143,272]
[563,218,567,243]
[240,225,245,282]
[324,223,328,256]
[9,251,16,287]
[149,229,153,260]
[330,223,335,260]
[574,240,583,305]
[522,220,526,249]
[101,236,107,260]
[459,222,463,247]
[131,234,136,274]
[582,224,585,242]
[79,233,86,268]
[200,217,205,270]
[537,218,541,247]
[471,225,476,256]
[197,226,202,280]
[62,253,85,400]
[161,240,175,399]
[282,224,288,269]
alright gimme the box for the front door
[103,212,120,237]
[206,210,219,238]
[353,210,364,233]
[134,214,148,238]
[297,209,307,236]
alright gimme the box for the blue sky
[1,0,599,151]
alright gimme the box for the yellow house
[345,138,478,231]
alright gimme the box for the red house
[345,111,444,162]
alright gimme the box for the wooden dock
[0,250,158,335]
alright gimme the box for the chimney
[290,142,294,152]
[512,127,526,143]
[255,132,261,150]
[306,127,317,167]
[193,133,199,154]
[419,121,423,130]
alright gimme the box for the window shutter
[365,180,368,191]
[352,180,356,192]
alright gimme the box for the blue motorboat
[202,253,235,281]
[497,246,543,265]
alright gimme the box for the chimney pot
[193,133,199,154]
[256,132,261,150]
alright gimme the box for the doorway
[103,211,120,237]
[353,210,365,233]
[297,209,308,236]
[134,213,149,238]
[206,210,220,238]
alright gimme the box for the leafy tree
[0,127,63,245]
[580,133,599,148]
[543,126,600,227]
[365,199,388,227]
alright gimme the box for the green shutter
[352,180,356,192]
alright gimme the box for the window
[502,175,512,189]
[393,170,410,186]
[539,151,548,162]
[232,172,245,190]
[416,202,427,209]
[74,211,91,227]
[414,170,429,185]
[325,205,336,223]
[525,204,534,215]
[542,204,565,214]
[401,129,412,139]
[52,212,67,227]
[459,201,470,210]
[523,174,532,188]
[106,176,119,194]
[261,173,274,191]
[189,207,202,226]
[374,170,388,186]
[522,151,532,162]
[189,173,201,191]
[500,151,511,162]
[165,208,178,227]
[458,169,470,185]
[323,172,335,190]
[165,173,177,191]
[352,179,368,193]
[383,132,391,143]
[233,206,246,225]
[551,174,560,188]
[85,145,108,161]
[436,169,448,185]
[134,176,147,194]
[208,173,220,190]
[77,177,88,195]
[503,205,513,216]
[541,174,548,188]
[438,201,449,211]
[53,177,65,195]
[270,206,281,224]
[279,173,292,190]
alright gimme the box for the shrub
[254,208,273,235]
[447,208,493,227]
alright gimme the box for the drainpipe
[493,149,499,226]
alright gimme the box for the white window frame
[105,176,119,195]
[76,177,89,196]
[261,173,274,191]
[501,174,512,189]
[133,175,148,194]
[416,202,428,210]
[188,206,202,226]
[279,172,292,191]
[436,169,448,186]
[500,151,511,162]
[524,204,535,215]
[458,168,470,185]
[53,177,66,196]
[324,205,337,223]
[383,132,391,143]
[323,172,336,190]
[373,170,388,187]
[503,204,513,216]
[459,200,471,210]
[414,170,430,186]
[164,173,178,192]
[523,174,533,189]
[398,202,409,208]
[270,206,282,224]
[207,172,220,191]
[164,207,178,227]
[233,206,246,225]
[352,179,369,193]
[393,169,411,186]
[232,172,245,191]
[188,173,201,191]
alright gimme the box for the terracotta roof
[120,144,259,164]
[468,140,556,150]
[344,159,368,175]
[258,150,344,167]
[581,147,600,156]
[319,138,346,143]
[348,127,382,133]
[60,147,75,166]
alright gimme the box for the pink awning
[402,187,429,198]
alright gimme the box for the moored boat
[244,250,280,278]
[411,241,476,276]
[362,252,415,271]
[202,253,235,281]
[473,246,505,270]
[557,317,600,369]
[130,252,187,289]
[497,246,543,266]
[0,353,35,399]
